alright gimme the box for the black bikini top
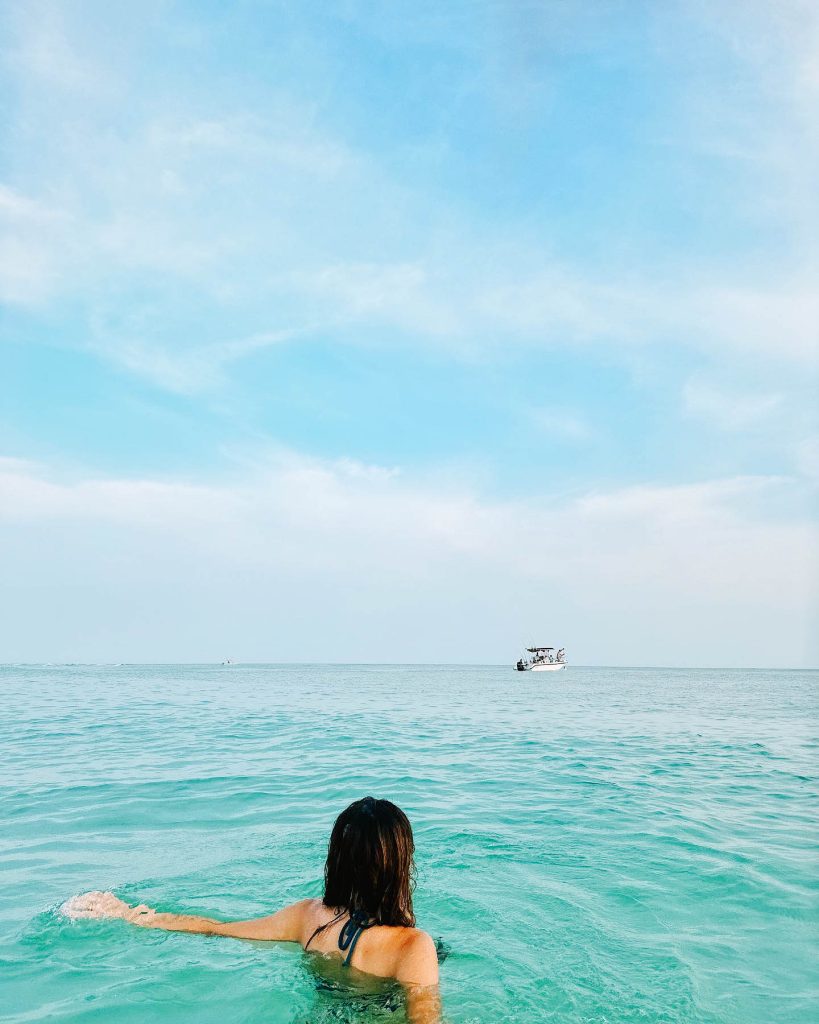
[337,909,373,966]
[305,908,374,968]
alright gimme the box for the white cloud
[0,454,816,665]
[6,1,101,90]
[575,476,788,529]
[0,184,64,223]
[0,184,72,304]
[93,327,307,394]
[683,378,782,430]
[795,436,819,481]
[479,269,641,343]
[286,262,463,337]
[0,455,42,474]
[528,407,594,441]
[686,283,819,365]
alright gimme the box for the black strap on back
[337,909,373,966]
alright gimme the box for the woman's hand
[63,891,157,925]
[62,893,308,939]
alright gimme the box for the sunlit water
[0,664,816,1023]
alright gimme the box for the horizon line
[1,662,816,671]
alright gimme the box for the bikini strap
[338,909,373,966]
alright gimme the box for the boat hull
[530,663,567,672]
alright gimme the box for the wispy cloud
[2,0,818,393]
[683,378,782,430]
[528,407,595,442]
[794,436,819,481]
[91,327,311,394]
[0,184,72,304]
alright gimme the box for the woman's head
[323,797,416,927]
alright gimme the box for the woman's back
[299,898,437,984]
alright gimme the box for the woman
[67,797,440,1023]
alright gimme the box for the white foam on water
[60,891,113,919]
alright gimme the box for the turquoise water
[0,664,816,1023]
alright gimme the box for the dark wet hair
[323,797,416,927]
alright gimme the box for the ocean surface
[0,664,816,1024]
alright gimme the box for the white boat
[515,646,567,672]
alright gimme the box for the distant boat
[515,646,567,672]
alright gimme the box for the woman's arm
[64,891,308,942]
[396,931,441,1024]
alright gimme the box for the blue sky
[1,0,817,665]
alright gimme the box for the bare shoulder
[394,927,439,987]
[279,897,315,918]
[298,896,324,917]
[398,927,436,955]
[254,897,315,940]
[292,897,324,938]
